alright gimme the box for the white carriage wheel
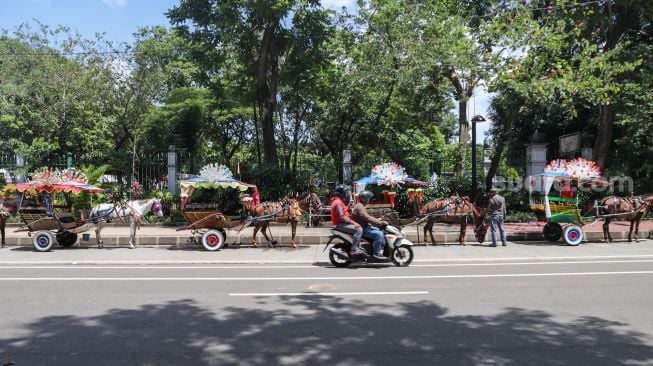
[563,225,584,246]
[33,231,56,252]
[201,229,225,251]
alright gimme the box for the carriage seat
[54,212,79,230]
[184,203,221,211]
[20,207,48,215]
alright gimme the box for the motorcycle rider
[330,184,365,257]
[351,190,389,261]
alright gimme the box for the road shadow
[1,297,652,365]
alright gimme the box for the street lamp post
[471,115,486,202]
[342,146,352,184]
[167,145,177,195]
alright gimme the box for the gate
[135,150,192,191]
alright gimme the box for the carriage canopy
[16,182,104,195]
[16,168,104,195]
[179,164,258,209]
[354,162,427,192]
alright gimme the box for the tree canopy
[1,0,652,195]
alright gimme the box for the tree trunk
[453,99,469,176]
[592,3,634,169]
[253,102,261,165]
[277,107,290,170]
[593,104,615,168]
[257,18,280,167]
[486,103,520,192]
[446,69,475,177]
[291,110,302,174]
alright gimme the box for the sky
[0,0,491,139]
[1,0,358,44]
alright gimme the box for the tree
[492,0,652,171]
[0,23,114,167]
[402,1,517,176]
[167,0,332,167]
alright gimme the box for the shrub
[505,211,536,223]
[242,166,312,201]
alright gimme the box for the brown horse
[584,195,652,243]
[244,196,304,248]
[0,199,17,247]
[295,192,324,227]
[419,196,487,245]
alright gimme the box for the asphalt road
[1,256,653,365]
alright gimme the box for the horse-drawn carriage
[353,162,428,220]
[529,158,650,245]
[15,168,104,251]
[179,164,322,250]
[178,164,258,251]
[529,171,598,245]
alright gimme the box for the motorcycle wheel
[329,243,351,268]
[391,245,414,267]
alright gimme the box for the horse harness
[250,199,302,222]
[408,197,471,227]
[596,196,649,214]
[423,197,470,218]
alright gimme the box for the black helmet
[334,184,347,198]
[359,190,374,204]
[334,184,352,204]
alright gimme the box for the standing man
[351,190,389,261]
[486,188,507,247]
[330,184,364,256]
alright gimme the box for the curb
[3,230,652,247]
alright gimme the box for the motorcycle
[324,224,415,267]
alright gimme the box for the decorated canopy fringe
[544,158,601,179]
[370,162,408,185]
[354,162,427,190]
[16,167,103,195]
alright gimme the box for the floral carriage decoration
[179,164,258,209]
[17,167,103,195]
[370,162,409,186]
[544,157,604,198]
[355,162,427,208]
[544,157,602,180]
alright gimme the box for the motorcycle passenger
[330,184,364,257]
[351,190,389,261]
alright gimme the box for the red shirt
[330,196,351,225]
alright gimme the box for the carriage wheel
[563,225,584,246]
[543,222,563,242]
[33,231,56,252]
[56,231,78,248]
[218,228,227,243]
[201,229,225,251]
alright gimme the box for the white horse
[90,198,164,249]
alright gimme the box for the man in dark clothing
[330,184,364,256]
[351,190,389,260]
[486,188,507,247]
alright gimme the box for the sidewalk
[2,220,652,247]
